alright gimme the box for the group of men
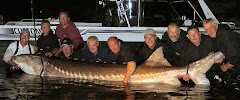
[3,10,240,85]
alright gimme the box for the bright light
[128,0,132,19]
[117,8,120,16]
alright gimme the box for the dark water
[0,41,240,100]
[0,65,210,100]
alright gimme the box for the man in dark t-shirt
[203,18,240,84]
[35,20,59,57]
[57,38,80,60]
[203,18,240,72]
[181,26,214,65]
[82,36,109,62]
[106,36,136,83]
[180,26,215,84]
[161,22,189,66]
[137,28,172,66]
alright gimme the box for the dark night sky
[0,0,239,25]
[0,0,97,22]
[205,0,240,25]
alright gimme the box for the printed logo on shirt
[46,46,50,49]
[122,62,127,65]
[175,52,180,56]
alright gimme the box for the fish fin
[190,73,210,85]
[162,78,181,85]
[207,52,215,56]
[146,47,171,66]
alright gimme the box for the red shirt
[56,21,84,48]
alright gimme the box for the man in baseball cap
[57,38,80,60]
[137,28,172,66]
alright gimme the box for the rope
[40,57,45,76]
[186,64,190,83]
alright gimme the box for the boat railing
[5,18,103,27]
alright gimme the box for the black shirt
[181,35,214,65]
[137,37,172,65]
[57,48,81,60]
[81,45,109,62]
[161,29,189,66]
[214,25,240,66]
[105,40,136,64]
[36,31,59,54]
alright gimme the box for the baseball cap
[61,38,72,46]
[144,28,156,36]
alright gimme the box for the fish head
[188,51,224,74]
[12,54,43,75]
[213,51,224,61]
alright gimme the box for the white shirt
[3,41,35,63]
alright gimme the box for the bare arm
[54,47,63,56]
[7,59,19,68]
[45,48,58,57]
[123,61,136,83]
[51,48,58,54]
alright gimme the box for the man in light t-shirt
[3,29,35,69]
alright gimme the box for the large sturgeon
[12,47,223,85]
